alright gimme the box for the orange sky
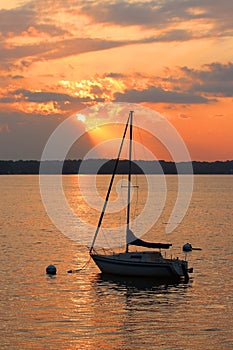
[0,0,232,160]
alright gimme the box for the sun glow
[76,114,86,123]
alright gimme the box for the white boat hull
[91,251,189,279]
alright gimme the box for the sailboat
[89,111,192,280]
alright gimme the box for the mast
[126,111,134,253]
[89,113,131,253]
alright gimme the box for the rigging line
[126,111,133,253]
[67,255,91,273]
[132,129,139,222]
[133,176,139,222]
[137,119,147,163]
[130,116,138,229]
[90,113,130,253]
[100,227,115,254]
[120,174,125,233]
[132,119,138,219]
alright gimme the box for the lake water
[0,175,232,349]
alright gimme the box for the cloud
[0,6,36,36]
[79,0,233,35]
[0,3,67,38]
[0,109,86,160]
[106,72,127,79]
[79,1,188,27]
[182,62,233,82]
[0,33,197,70]
[13,89,90,103]
[10,75,24,80]
[181,62,233,96]
[192,81,233,96]
[179,113,190,119]
[114,86,211,104]
[1,0,231,78]
[0,97,16,103]
[150,29,193,42]
[0,37,129,68]
[0,88,98,113]
[1,0,232,73]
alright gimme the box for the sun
[76,114,86,123]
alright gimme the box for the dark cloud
[79,0,233,35]
[182,62,233,96]
[182,62,233,82]
[106,72,127,79]
[114,86,211,104]
[0,5,35,36]
[0,88,96,112]
[0,88,94,114]
[151,29,193,42]
[192,82,233,97]
[0,34,187,69]
[42,37,127,60]
[80,1,160,27]
[2,33,186,72]
[0,37,128,67]
[0,97,15,103]
[0,3,67,38]
[9,75,24,80]
[0,87,105,115]
[13,89,90,103]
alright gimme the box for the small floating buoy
[183,243,202,252]
[46,264,57,275]
[183,243,192,252]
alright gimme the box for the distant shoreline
[0,159,233,174]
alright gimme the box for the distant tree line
[0,159,233,174]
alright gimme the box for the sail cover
[127,230,172,249]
